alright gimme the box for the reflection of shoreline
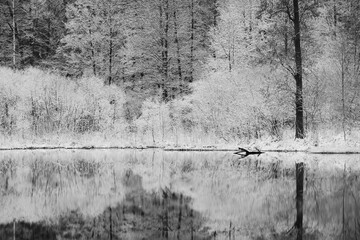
[1,146,360,154]
[1,150,360,239]
[0,162,126,224]
[0,169,211,240]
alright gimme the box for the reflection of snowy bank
[0,165,209,239]
[0,150,359,239]
[168,152,360,239]
[0,151,129,224]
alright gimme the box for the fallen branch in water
[234,147,264,158]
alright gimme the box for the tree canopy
[1,0,360,141]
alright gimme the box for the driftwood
[234,147,264,158]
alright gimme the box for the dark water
[0,149,359,240]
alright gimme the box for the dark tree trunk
[46,19,51,56]
[284,13,288,55]
[293,0,304,139]
[333,0,337,28]
[189,0,195,83]
[11,0,16,68]
[228,42,232,72]
[29,4,35,65]
[173,3,183,88]
[91,47,96,76]
[295,162,304,240]
[159,0,169,101]
[108,26,113,85]
[164,0,169,100]
[341,46,346,141]
[89,30,97,76]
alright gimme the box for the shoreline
[0,145,359,154]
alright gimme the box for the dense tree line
[0,0,217,98]
[200,0,360,140]
[0,0,360,142]
[0,0,70,66]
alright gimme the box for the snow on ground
[0,128,359,153]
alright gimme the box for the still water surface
[0,149,359,240]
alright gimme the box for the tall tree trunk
[12,0,16,68]
[91,44,96,76]
[159,0,169,100]
[284,12,288,55]
[159,2,164,90]
[293,0,304,139]
[107,2,114,85]
[108,26,113,85]
[29,3,35,65]
[341,42,347,141]
[89,8,97,76]
[213,0,217,27]
[164,0,169,100]
[46,19,51,56]
[232,36,235,71]
[173,2,183,90]
[189,0,195,83]
[333,0,337,27]
[228,48,231,72]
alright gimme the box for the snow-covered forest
[0,0,359,148]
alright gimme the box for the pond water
[0,149,359,240]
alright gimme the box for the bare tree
[293,0,304,139]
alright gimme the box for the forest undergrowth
[0,67,358,151]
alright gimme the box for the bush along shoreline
[0,67,359,153]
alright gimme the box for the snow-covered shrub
[0,68,19,134]
[168,97,197,133]
[75,76,125,132]
[134,97,171,144]
[187,68,267,141]
[0,67,126,135]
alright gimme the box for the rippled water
[0,149,359,240]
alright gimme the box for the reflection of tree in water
[229,158,360,240]
[305,163,360,240]
[73,158,102,178]
[231,157,296,180]
[0,221,56,239]
[2,152,360,240]
[0,157,17,194]
[0,169,211,240]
